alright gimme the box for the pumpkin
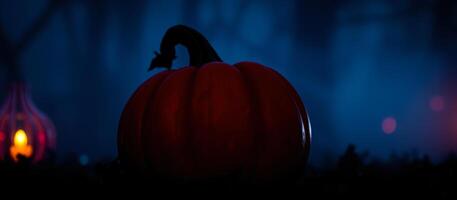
[118,25,311,183]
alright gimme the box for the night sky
[0,0,456,167]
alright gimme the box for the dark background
[0,0,456,168]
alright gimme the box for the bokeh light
[0,131,4,142]
[429,96,445,112]
[450,115,457,133]
[382,117,397,134]
[79,154,89,166]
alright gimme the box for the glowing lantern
[0,82,56,163]
[10,129,33,161]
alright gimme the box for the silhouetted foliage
[0,144,456,197]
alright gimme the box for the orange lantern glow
[0,82,56,163]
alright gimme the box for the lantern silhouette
[0,0,62,163]
[0,81,56,163]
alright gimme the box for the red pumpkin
[118,25,311,182]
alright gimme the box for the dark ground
[0,145,456,197]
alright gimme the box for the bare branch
[0,22,15,65]
[15,0,62,56]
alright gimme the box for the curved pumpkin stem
[149,25,223,71]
